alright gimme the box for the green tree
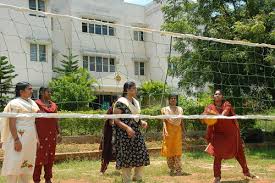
[160,0,275,113]
[0,56,17,109]
[139,80,171,107]
[54,49,79,75]
[49,68,97,111]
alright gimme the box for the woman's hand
[126,127,135,138]
[163,127,168,137]
[109,120,115,126]
[141,120,148,129]
[206,108,218,115]
[14,140,22,152]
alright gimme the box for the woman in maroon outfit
[99,96,119,174]
[33,87,61,183]
[204,90,256,183]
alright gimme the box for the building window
[39,45,46,62]
[102,24,108,35]
[29,0,45,11]
[95,24,102,35]
[90,57,96,71]
[30,44,46,62]
[134,31,144,41]
[103,58,109,72]
[83,56,88,70]
[29,0,46,17]
[82,18,115,36]
[30,44,37,61]
[109,27,115,36]
[29,0,36,10]
[135,62,145,76]
[110,58,115,72]
[38,0,45,11]
[82,23,88,32]
[96,57,103,72]
[83,56,116,73]
[89,24,94,33]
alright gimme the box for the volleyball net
[0,1,274,134]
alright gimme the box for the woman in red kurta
[33,87,61,183]
[99,96,119,174]
[204,90,256,183]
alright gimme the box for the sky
[124,0,153,6]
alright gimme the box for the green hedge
[59,110,106,136]
[141,105,162,132]
[178,94,211,131]
[59,107,164,136]
[59,94,263,138]
[59,103,208,136]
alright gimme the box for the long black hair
[214,89,223,95]
[213,89,226,104]
[122,81,136,97]
[39,86,50,99]
[15,82,31,97]
[168,93,178,106]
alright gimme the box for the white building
[0,0,179,109]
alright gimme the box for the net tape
[0,3,275,121]
[0,3,274,49]
[0,112,274,120]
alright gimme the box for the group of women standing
[1,82,60,183]
[1,81,256,183]
[100,81,256,183]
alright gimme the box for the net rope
[0,2,274,121]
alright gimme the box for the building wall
[145,2,180,89]
[0,0,179,101]
[70,0,148,93]
[0,0,53,94]
[50,0,73,79]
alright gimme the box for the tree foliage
[0,56,17,109]
[49,68,97,111]
[160,0,275,113]
[54,49,79,75]
[139,80,171,107]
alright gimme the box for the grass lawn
[0,149,274,183]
